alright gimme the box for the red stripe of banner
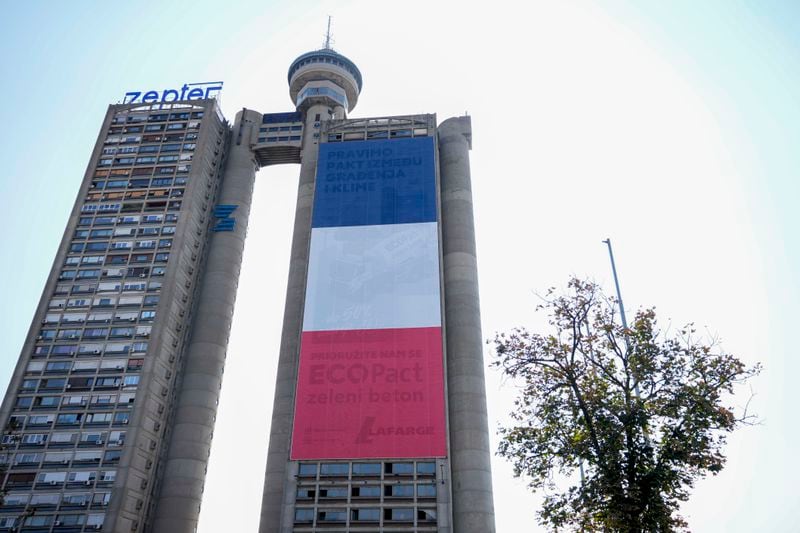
[290,327,447,460]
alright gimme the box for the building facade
[0,48,494,533]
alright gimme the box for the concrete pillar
[439,116,496,533]
[151,109,261,533]
[259,102,327,533]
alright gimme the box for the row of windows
[295,507,436,524]
[2,490,110,508]
[91,176,187,190]
[326,128,428,142]
[74,225,175,238]
[38,326,153,340]
[80,200,183,214]
[85,188,184,202]
[45,308,156,322]
[11,393,134,414]
[104,131,198,146]
[258,136,302,143]
[25,357,145,375]
[92,164,192,180]
[8,408,132,427]
[3,428,125,447]
[42,308,155,321]
[62,252,168,270]
[52,281,162,298]
[107,120,200,135]
[15,375,140,396]
[70,237,172,250]
[112,111,203,124]
[0,512,105,529]
[102,143,196,156]
[259,125,302,133]
[65,253,171,267]
[32,342,151,359]
[297,483,436,501]
[98,153,193,167]
[5,469,117,486]
[4,449,122,467]
[78,213,177,226]
[298,461,436,478]
[44,293,160,307]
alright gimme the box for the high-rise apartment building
[0,47,494,533]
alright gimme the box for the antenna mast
[324,16,334,50]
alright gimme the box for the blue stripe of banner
[312,137,437,228]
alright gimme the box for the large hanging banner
[291,137,446,459]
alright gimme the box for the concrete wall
[150,108,261,533]
[438,116,496,533]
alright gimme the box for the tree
[491,278,760,532]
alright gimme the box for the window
[385,484,414,498]
[87,513,106,527]
[417,483,437,498]
[318,486,348,499]
[353,462,381,476]
[37,396,61,408]
[3,493,30,506]
[296,487,316,500]
[385,462,414,475]
[68,471,96,483]
[50,432,76,445]
[294,508,314,523]
[40,379,67,390]
[317,510,346,523]
[80,432,105,445]
[21,434,47,445]
[351,508,380,522]
[63,492,92,506]
[56,413,82,425]
[45,361,71,372]
[86,412,113,424]
[320,463,349,476]
[298,463,318,477]
[24,515,54,527]
[417,461,436,475]
[351,485,380,498]
[56,513,85,526]
[384,508,414,522]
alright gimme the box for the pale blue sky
[1,1,797,531]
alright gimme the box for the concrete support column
[439,116,496,533]
[259,102,327,533]
[151,109,261,533]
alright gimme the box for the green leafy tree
[491,278,759,532]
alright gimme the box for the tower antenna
[323,15,334,50]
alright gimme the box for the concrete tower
[258,47,496,533]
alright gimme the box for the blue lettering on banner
[312,137,437,228]
[123,82,223,104]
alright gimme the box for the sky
[0,1,798,531]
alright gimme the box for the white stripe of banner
[303,222,441,332]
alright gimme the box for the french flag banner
[291,137,447,460]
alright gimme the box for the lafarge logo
[355,416,435,444]
[123,81,223,104]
